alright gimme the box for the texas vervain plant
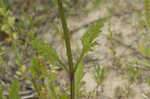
[25,0,105,98]
[57,0,105,99]
[0,0,106,98]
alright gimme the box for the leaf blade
[9,80,20,99]
[81,19,106,53]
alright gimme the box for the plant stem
[57,0,75,99]
[74,51,84,73]
[58,58,69,73]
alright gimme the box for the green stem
[58,59,69,73]
[74,51,84,73]
[57,0,75,99]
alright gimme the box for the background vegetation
[0,0,150,99]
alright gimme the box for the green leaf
[94,65,106,85]
[0,87,4,99]
[29,40,60,64]
[29,58,42,80]
[29,40,69,72]
[8,16,15,27]
[126,65,140,83]
[136,59,150,67]
[147,78,150,86]
[0,56,3,64]
[75,60,84,98]
[144,0,150,29]
[0,0,10,9]
[9,80,20,99]
[48,86,58,99]
[60,92,69,99]
[46,76,58,99]
[0,8,5,15]
[92,0,103,8]
[81,19,106,53]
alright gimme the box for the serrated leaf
[81,19,105,53]
[9,80,20,99]
[75,60,84,98]
[30,40,60,64]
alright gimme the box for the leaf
[74,19,106,72]
[147,78,150,86]
[29,58,42,80]
[144,0,150,29]
[29,40,69,72]
[1,24,10,34]
[0,88,7,99]
[92,0,103,8]
[136,59,150,67]
[60,92,69,99]
[0,56,3,64]
[0,8,6,16]
[48,86,58,99]
[8,16,15,27]
[137,45,150,58]
[81,19,106,53]
[94,65,106,85]
[0,0,10,9]
[9,80,20,99]
[39,87,48,99]
[46,76,58,99]
[29,40,60,64]
[126,65,140,83]
[75,60,84,98]
[0,87,4,99]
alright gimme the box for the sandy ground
[45,0,150,99]
[1,0,150,99]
